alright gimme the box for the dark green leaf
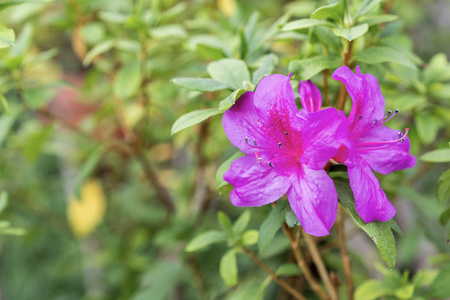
[113,61,141,99]
[285,205,300,228]
[233,210,251,237]
[185,230,227,252]
[23,85,57,109]
[310,3,344,22]
[420,149,450,163]
[335,179,396,269]
[430,263,450,298]
[358,14,399,26]
[258,201,288,253]
[276,263,302,276]
[437,169,450,205]
[171,77,231,92]
[0,191,8,214]
[252,54,278,85]
[216,152,245,191]
[171,108,223,135]
[289,56,341,80]
[207,58,250,90]
[282,19,335,31]
[440,208,450,226]
[388,219,404,239]
[355,46,417,69]
[332,24,369,41]
[220,249,238,287]
[355,0,383,19]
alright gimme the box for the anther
[284,131,288,136]
[397,131,404,139]
[359,115,363,120]
[253,139,257,146]
[373,119,378,126]
[386,110,392,117]
[394,109,399,115]
[278,142,282,148]
[245,137,248,144]
[268,162,274,167]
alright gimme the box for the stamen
[386,110,392,117]
[253,139,257,146]
[397,131,403,139]
[278,142,282,149]
[359,115,363,120]
[284,131,288,136]
[373,119,378,126]
[355,128,409,151]
[268,162,274,167]
[245,137,248,144]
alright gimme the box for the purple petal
[348,160,396,223]
[293,108,351,169]
[224,156,291,207]
[299,80,322,112]
[222,91,274,155]
[253,74,297,122]
[355,125,416,174]
[332,66,386,137]
[287,166,337,236]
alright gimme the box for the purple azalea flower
[222,74,349,236]
[299,80,322,112]
[332,66,416,223]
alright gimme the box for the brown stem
[303,231,339,300]
[323,69,330,107]
[282,224,330,300]
[241,247,307,300]
[138,151,176,213]
[337,206,354,300]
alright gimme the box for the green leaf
[0,0,51,11]
[220,249,238,287]
[0,94,10,115]
[335,179,396,269]
[310,2,344,22]
[171,77,230,92]
[196,43,226,60]
[74,145,105,196]
[83,40,115,66]
[241,230,258,246]
[440,208,450,226]
[233,210,251,237]
[216,152,245,191]
[185,230,227,252]
[23,85,57,109]
[218,211,233,236]
[424,53,450,85]
[332,24,369,41]
[218,88,248,111]
[113,61,141,99]
[285,204,300,228]
[415,113,441,145]
[355,0,383,19]
[276,263,302,276]
[252,54,278,85]
[437,169,450,205]
[171,108,223,135]
[207,58,250,90]
[10,22,33,56]
[0,22,14,48]
[358,14,399,26]
[394,284,414,299]
[420,149,450,163]
[0,111,17,145]
[22,125,53,162]
[151,24,186,39]
[289,56,341,80]
[355,46,417,69]
[258,201,287,253]
[430,263,450,298]
[388,219,404,239]
[0,191,8,214]
[354,279,395,300]
[282,19,336,31]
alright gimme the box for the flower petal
[348,160,396,223]
[293,108,351,169]
[299,80,322,112]
[224,156,291,207]
[332,66,386,138]
[222,91,274,155]
[287,166,337,236]
[355,125,416,174]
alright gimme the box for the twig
[282,224,330,300]
[303,231,339,300]
[337,205,354,300]
[241,247,307,300]
[323,69,330,107]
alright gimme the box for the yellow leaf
[67,179,106,238]
[218,0,236,18]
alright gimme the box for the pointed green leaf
[218,88,248,111]
[333,24,368,41]
[354,279,395,300]
[355,0,383,19]
[242,230,258,246]
[0,94,10,115]
[437,169,450,205]
[207,59,250,90]
[415,113,441,145]
[310,3,344,22]
[258,201,287,253]
[218,211,233,236]
[285,204,300,228]
[113,61,141,99]
[335,178,396,269]
[355,46,417,69]
[171,77,230,92]
[171,108,223,135]
[83,40,115,66]
[252,54,278,85]
[22,125,53,162]
[0,23,14,48]
[220,249,238,287]
[276,263,302,276]
[289,56,341,80]
[186,230,227,252]
[282,19,336,31]
[0,191,8,214]
[233,210,251,237]
[420,149,450,163]
[358,14,399,26]
[439,208,450,226]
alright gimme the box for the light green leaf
[258,201,287,253]
[113,61,141,99]
[415,113,441,145]
[233,210,251,237]
[394,284,415,299]
[289,56,341,80]
[252,54,278,85]
[355,0,383,19]
[207,58,250,90]
[276,263,302,276]
[310,2,344,22]
[197,43,226,60]
[150,24,186,39]
[437,169,450,205]
[0,22,14,48]
[171,77,230,92]
[216,152,245,191]
[358,14,399,26]
[241,230,258,246]
[0,94,10,115]
[430,263,450,298]
[354,280,395,300]
[220,249,238,287]
[218,211,233,236]
[420,149,450,163]
[171,108,223,135]
[424,53,450,85]
[355,46,417,69]
[218,88,248,111]
[282,19,335,31]
[0,111,17,145]
[10,22,33,56]
[22,125,53,162]
[0,191,8,214]
[83,39,115,66]
[335,179,396,269]
[185,230,227,252]
[332,24,369,41]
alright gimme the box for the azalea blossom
[299,80,322,113]
[332,66,416,223]
[222,74,349,236]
